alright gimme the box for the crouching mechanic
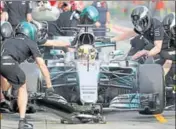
[161,12,176,80]
[109,6,169,60]
[0,21,55,129]
[0,21,13,104]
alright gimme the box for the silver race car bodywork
[3,24,165,124]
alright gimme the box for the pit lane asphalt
[1,110,175,129]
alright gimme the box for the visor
[132,15,149,32]
[135,24,143,32]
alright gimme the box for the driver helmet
[131,6,151,33]
[15,21,38,41]
[77,44,97,61]
[0,21,13,41]
[162,12,175,40]
[80,6,99,24]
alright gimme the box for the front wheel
[138,64,165,115]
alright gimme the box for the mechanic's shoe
[18,119,33,129]
[45,87,55,97]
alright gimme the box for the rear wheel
[138,64,165,115]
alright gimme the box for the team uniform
[160,13,176,61]
[47,5,99,38]
[92,1,109,36]
[2,1,32,29]
[1,36,42,89]
[129,18,170,56]
[160,39,176,61]
[47,11,79,38]
[0,21,54,129]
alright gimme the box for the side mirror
[50,49,65,56]
[110,50,125,56]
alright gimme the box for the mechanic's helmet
[162,12,175,39]
[131,6,151,33]
[80,6,99,24]
[0,21,13,41]
[15,21,38,41]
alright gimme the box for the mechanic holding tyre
[0,21,55,129]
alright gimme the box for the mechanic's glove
[45,87,55,97]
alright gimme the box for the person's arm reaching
[1,12,8,21]
[27,14,32,22]
[26,1,33,22]
[106,11,110,24]
[148,40,162,56]
[92,1,101,28]
[132,24,164,60]
[35,57,52,89]
[1,2,8,21]
[41,40,70,47]
[30,40,52,89]
[111,29,137,42]
[105,2,110,26]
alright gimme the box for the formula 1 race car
[0,24,167,124]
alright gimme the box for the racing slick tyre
[138,64,165,115]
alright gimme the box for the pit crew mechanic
[109,6,169,74]
[0,22,55,129]
[160,12,176,80]
[47,1,83,37]
[1,1,33,29]
[92,1,110,37]
[0,21,13,105]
